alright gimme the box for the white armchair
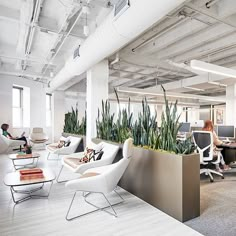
[46,136,82,160]
[57,141,119,183]
[65,138,133,221]
[0,129,25,154]
[29,127,48,147]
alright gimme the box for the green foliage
[175,137,196,155]
[96,100,115,141]
[63,105,86,135]
[96,89,133,143]
[157,86,181,152]
[132,98,158,148]
[114,89,133,142]
[96,87,195,155]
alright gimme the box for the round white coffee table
[4,168,55,204]
[8,153,40,170]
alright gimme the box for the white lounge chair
[29,127,49,148]
[57,141,119,183]
[65,138,133,221]
[46,136,82,160]
[0,129,25,154]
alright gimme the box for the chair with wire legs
[46,136,82,161]
[65,138,133,221]
[0,129,25,154]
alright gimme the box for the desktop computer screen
[179,122,191,133]
[217,125,235,140]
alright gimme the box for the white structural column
[52,91,65,142]
[226,84,236,125]
[86,60,109,144]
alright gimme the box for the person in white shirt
[202,120,231,172]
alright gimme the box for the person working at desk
[202,120,231,172]
[1,123,28,147]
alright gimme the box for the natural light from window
[46,94,52,127]
[12,87,23,127]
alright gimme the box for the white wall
[52,91,65,142]
[86,60,108,143]
[0,75,51,140]
[226,84,236,125]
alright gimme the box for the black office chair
[192,131,224,182]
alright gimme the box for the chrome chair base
[66,189,124,221]
[56,165,68,183]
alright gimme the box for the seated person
[202,120,230,172]
[1,123,28,147]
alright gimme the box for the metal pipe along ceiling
[48,0,186,92]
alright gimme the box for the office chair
[192,131,224,182]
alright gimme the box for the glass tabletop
[4,168,55,186]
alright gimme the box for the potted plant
[25,145,32,154]
[94,87,200,222]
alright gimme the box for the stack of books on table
[16,153,33,158]
[20,168,44,180]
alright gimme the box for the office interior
[1,0,236,235]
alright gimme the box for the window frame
[46,93,52,127]
[12,86,23,128]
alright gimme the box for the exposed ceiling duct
[48,0,187,92]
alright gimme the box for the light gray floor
[0,150,201,236]
[186,169,236,236]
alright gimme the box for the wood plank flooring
[0,150,202,236]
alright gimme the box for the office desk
[219,142,236,164]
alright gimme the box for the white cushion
[123,138,133,159]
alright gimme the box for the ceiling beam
[173,32,236,62]
[152,23,234,60]
[15,0,34,70]
[117,86,226,103]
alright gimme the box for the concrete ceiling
[105,0,236,100]
[2,0,236,104]
[0,0,116,83]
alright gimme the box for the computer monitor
[191,120,204,128]
[217,125,235,141]
[179,122,191,133]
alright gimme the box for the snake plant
[132,98,158,147]
[114,89,133,143]
[95,87,195,155]
[96,100,115,141]
[63,105,86,135]
[158,85,181,152]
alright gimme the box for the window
[46,93,52,127]
[12,86,23,127]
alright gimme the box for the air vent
[114,0,130,20]
[73,45,80,59]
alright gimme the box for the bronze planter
[119,147,200,222]
[92,139,200,222]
